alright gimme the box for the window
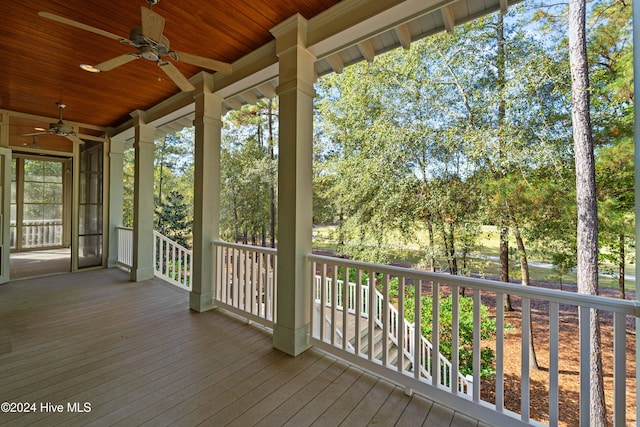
[11,158,65,250]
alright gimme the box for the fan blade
[38,12,130,43]
[96,54,139,71]
[140,7,165,43]
[174,51,232,74]
[158,62,195,92]
[22,132,49,136]
[65,135,85,144]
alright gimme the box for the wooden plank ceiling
[1,0,340,129]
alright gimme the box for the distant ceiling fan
[38,0,232,92]
[23,103,83,144]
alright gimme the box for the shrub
[404,291,497,379]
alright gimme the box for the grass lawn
[312,224,636,293]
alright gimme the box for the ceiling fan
[23,103,83,144]
[38,0,232,92]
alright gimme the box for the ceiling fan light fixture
[80,64,101,73]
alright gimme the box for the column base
[273,323,311,356]
[190,292,216,312]
[130,266,154,282]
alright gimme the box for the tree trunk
[233,197,239,243]
[267,99,276,248]
[426,218,436,272]
[500,224,513,311]
[446,221,457,275]
[568,0,606,424]
[618,232,625,299]
[512,216,540,370]
[496,13,513,312]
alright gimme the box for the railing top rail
[116,226,134,231]
[212,239,278,256]
[153,230,191,253]
[307,253,640,317]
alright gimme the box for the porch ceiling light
[80,64,100,73]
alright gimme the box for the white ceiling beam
[326,53,345,73]
[357,39,376,62]
[239,90,259,105]
[394,24,412,50]
[308,0,460,58]
[257,83,276,99]
[441,5,455,34]
[224,98,243,111]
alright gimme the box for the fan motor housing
[130,27,170,59]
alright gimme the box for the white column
[130,111,155,281]
[270,14,316,356]
[107,136,125,268]
[190,74,223,312]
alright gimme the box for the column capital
[108,138,126,155]
[270,14,309,56]
[193,88,224,123]
[130,109,149,125]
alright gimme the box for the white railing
[116,226,133,269]
[212,240,277,328]
[115,227,192,291]
[153,231,193,291]
[308,253,639,427]
[11,220,63,249]
[314,274,472,397]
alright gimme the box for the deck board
[0,268,484,427]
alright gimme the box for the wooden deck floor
[0,269,487,427]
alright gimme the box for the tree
[597,139,634,298]
[223,100,279,247]
[155,191,192,248]
[589,0,634,300]
[154,132,192,232]
[568,0,606,423]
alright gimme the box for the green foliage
[220,99,278,245]
[335,266,497,378]
[155,191,192,248]
[404,292,497,379]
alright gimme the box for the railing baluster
[496,292,505,411]
[522,297,531,422]
[398,276,405,373]
[452,284,459,396]
[613,311,626,427]
[433,281,440,388]
[413,279,422,381]
[368,270,375,362]
[381,273,389,366]
[549,301,559,427]
[330,265,337,347]
[355,268,362,356]
[320,263,327,343]
[579,306,591,426]
[224,247,230,303]
[343,267,349,352]
[269,252,275,321]
[244,248,251,311]
[473,288,480,403]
